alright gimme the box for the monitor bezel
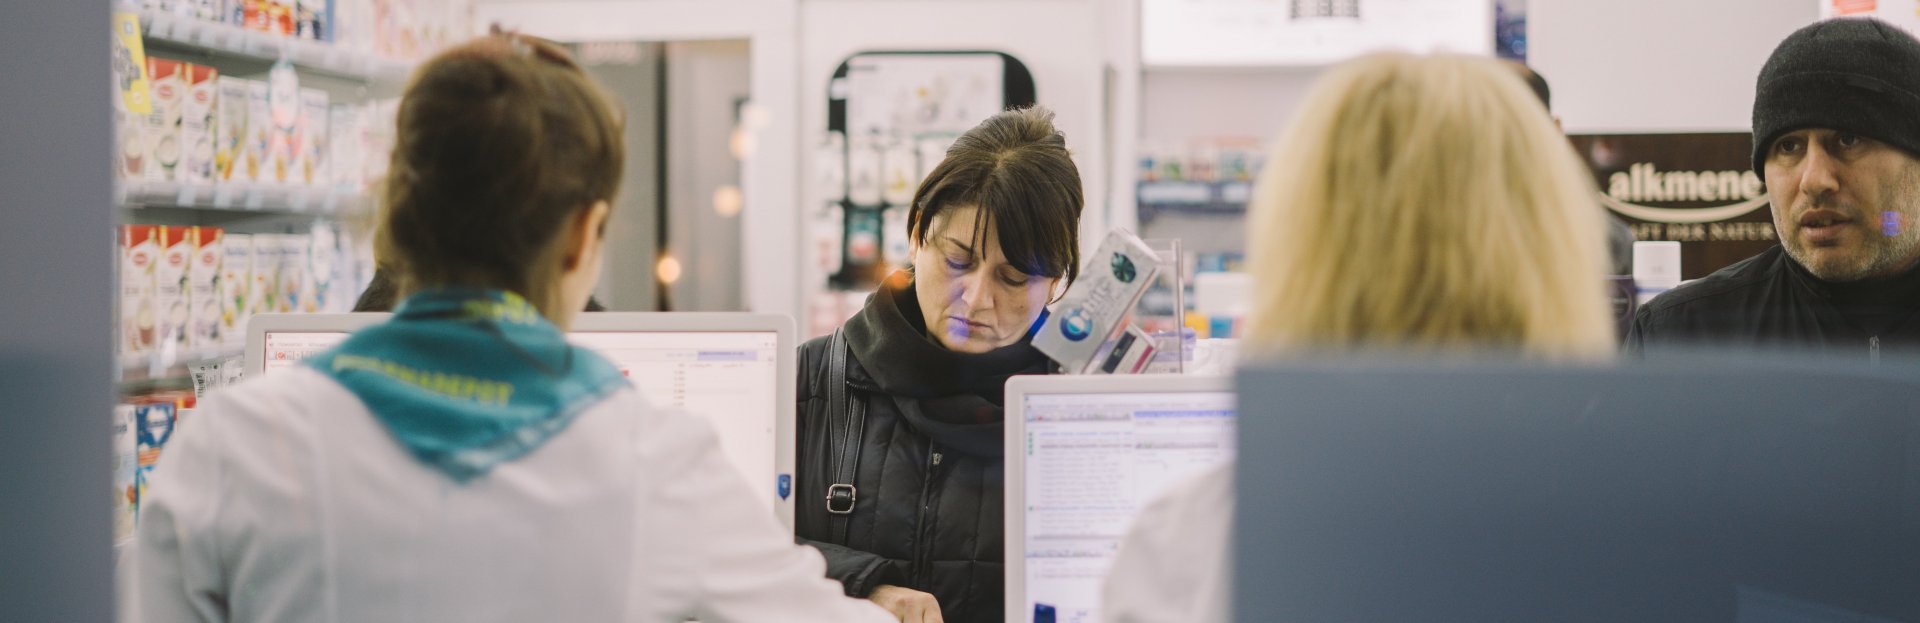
[1002,373,1233,623]
[245,312,389,378]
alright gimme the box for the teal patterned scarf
[309,288,627,481]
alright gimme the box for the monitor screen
[1020,390,1236,623]
[567,330,779,502]
[257,328,782,510]
[263,331,349,375]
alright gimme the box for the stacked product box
[119,223,371,356]
[121,225,161,355]
[140,1,479,61]
[156,226,194,354]
[121,391,192,523]
[244,79,272,183]
[306,223,335,312]
[215,76,250,183]
[221,233,253,347]
[182,64,219,185]
[132,57,401,198]
[144,58,187,183]
[277,234,306,313]
[112,403,138,544]
[190,227,225,349]
[267,63,302,184]
[300,88,330,187]
[251,233,278,315]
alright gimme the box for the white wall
[577,46,663,311]
[665,39,752,311]
[1530,0,1817,133]
[474,0,802,317]
[1139,67,1321,147]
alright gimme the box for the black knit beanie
[1751,18,1920,176]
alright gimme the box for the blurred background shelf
[1137,180,1252,222]
[117,181,371,225]
[129,4,414,84]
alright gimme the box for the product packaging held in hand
[1032,229,1162,374]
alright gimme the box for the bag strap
[824,328,869,544]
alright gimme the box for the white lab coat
[1100,463,1233,623]
[124,366,892,623]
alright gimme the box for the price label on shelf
[292,41,326,67]
[288,189,311,212]
[201,23,229,48]
[244,185,265,210]
[211,183,238,209]
[147,12,174,40]
[320,190,340,214]
[175,184,199,207]
[243,32,274,57]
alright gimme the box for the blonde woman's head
[1243,53,1613,360]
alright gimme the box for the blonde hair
[1243,53,1614,360]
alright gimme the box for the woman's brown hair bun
[378,33,625,306]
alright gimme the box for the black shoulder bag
[824,328,869,544]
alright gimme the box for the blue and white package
[1033,229,1162,374]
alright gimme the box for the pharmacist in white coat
[124,33,891,623]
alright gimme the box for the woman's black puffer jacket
[795,273,1051,623]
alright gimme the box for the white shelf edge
[128,5,416,83]
[120,180,371,216]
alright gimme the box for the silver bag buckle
[826,483,857,514]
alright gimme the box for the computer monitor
[1233,358,1920,622]
[245,312,799,529]
[246,312,384,377]
[1004,374,1235,623]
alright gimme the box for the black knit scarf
[842,271,1053,457]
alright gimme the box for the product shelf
[118,180,372,218]
[1137,180,1253,222]
[118,346,242,390]
[131,6,413,84]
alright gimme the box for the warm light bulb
[730,127,756,160]
[656,255,683,284]
[713,185,743,217]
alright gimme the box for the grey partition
[0,1,115,621]
[1233,358,1920,623]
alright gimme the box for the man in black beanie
[1625,18,1920,362]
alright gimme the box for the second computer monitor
[568,313,794,527]
[1003,374,1236,623]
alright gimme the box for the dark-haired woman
[797,106,1084,623]
[126,34,890,623]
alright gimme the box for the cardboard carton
[145,58,187,183]
[1032,230,1164,374]
[181,64,218,185]
[221,233,252,347]
[300,88,329,187]
[156,227,194,353]
[189,227,224,349]
[121,225,160,355]
[215,77,249,182]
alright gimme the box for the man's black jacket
[1625,245,1920,362]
